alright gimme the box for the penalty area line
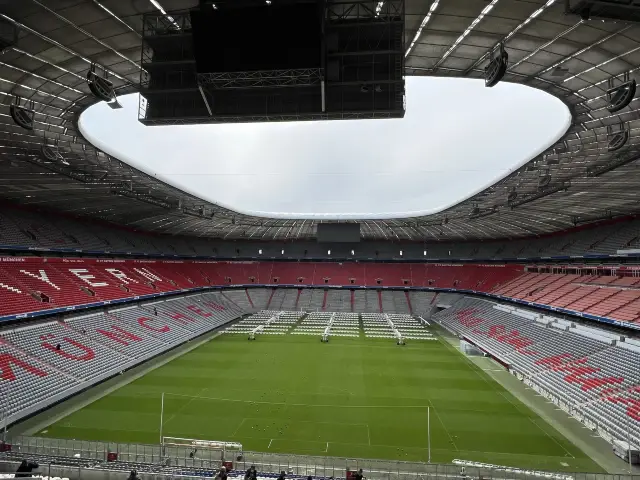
[268,439,273,449]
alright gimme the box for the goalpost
[159,392,431,464]
[161,436,243,459]
[159,393,243,458]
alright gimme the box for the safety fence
[0,436,638,480]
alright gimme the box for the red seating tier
[2,258,640,326]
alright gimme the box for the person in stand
[153,307,158,316]
[15,459,39,478]
[277,470,286,480]
[127,470,141,480]
[354,469,365,480]
[216,466,228,480]
[55,343,61,351]
[245,465,257,480]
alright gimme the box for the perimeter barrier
[0,436,637,480]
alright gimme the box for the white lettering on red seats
[0,282,21,294]
[186,305,212,317]
[133,268,163,283]
[137,317,170,332]
[96,325,143,345]
[41,337,95,361]
[19,269,60,290]
[105,269,138,284]
[0,353,48,381]
[168,312,196,325]
[68,269,109,287]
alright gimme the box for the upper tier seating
[434,297,640,448]
[5,204,640,260]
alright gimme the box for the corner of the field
[16,329,225,437]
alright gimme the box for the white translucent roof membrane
[79,77,570,220]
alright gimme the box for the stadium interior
[1,0,640,479]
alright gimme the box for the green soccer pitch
[39,332,602,473]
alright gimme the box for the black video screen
[191,2,322,73]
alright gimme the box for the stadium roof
[0,0,639,242]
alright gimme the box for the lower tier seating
[0,292,242,425]
[434,297,640,449]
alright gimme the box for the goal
[162,436,243,459]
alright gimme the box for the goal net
[162,436,243,456]
[460,340,484,356]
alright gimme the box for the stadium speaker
[41,144,69,165]
[538,172,552,188]
[607,78,636,113]
[607,123,629,152]
[10,98,35,131]
[485,44,508,88]
[87,65,114,102]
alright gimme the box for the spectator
[277,470,286,480]
[216,466,228,480]
[354,469,365,480]
[127,470,141,480]
[154,307,158,316]
[15,459,39,478]
[55,344,61,351]
[245,465,257,480]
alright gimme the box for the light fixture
[399,250,403,256]
[328,250,331,255]
[258,249,262,255]
[351,250,355,255]
[423,250,427,256]
[281,249,284,255]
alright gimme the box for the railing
[2,436,638,480]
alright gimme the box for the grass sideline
[40,333,602,472]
